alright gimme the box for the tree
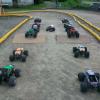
[12,0,18,7]
[34,0,43,4]
[67,0,81,7]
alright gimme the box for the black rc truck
[78,70,100,93]
[46,25,55,32]
[0,65,21,87]
[62,18,69,24]
[9,48,28,62]
[64,24,79,38]
[34,18,42,23]
[73,45,90,58]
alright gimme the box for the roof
[87,70,95,75]
[3,65,14,69]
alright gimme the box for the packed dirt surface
[66,10,100,27]
[0,11,100,100]
[0,16,27,37]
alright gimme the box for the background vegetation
[4,0,100,12]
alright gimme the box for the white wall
[2,0,34,6]
[2,0,13,6]
[20,0,34,5]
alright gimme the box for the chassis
[78,70,100,93]
[9,48,28,62]
[73,45,90,58]
[0,65,21,87]
[64,24,79,38]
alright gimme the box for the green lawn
[4,0,92,13]
[5,3,47,12]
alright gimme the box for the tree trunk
[12,0,18,7]
[0,0,2,15]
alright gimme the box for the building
[2,0,34,7]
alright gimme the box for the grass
[59,0,91,10]
[60,1,70,8]
[58,0,80,9]
[5,3,47,12]
[4,1,92,12]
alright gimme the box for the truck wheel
[9,55,15,62]
[25,33,28,38]
[46,28,49,31]
[13,50,15,55]
[67,32,71,38]
[72,32,74,37]
[95,73,100,80]
[34,18,41,23]
[85,52,90,58]
[76,32,79,38]
[8,76,16,87]
[33,33,38,38]
[74,51,79,58]
[15,69,21,77]
[78,72,85,82]
[0,76,2,84]
[73,47,77,53]
[80,82,88,93]
[21,55,26,62]
[97,83,100,92]
[24,50,28,56]
[85,47,87,52]
[53,28,55,31]
[65,28,68,32]
[64,24,67,28]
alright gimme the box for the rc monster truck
[34,18,42,23]
[25,27,39,38]
[64,24,79,38]
[33,18,41,28]
[73,45,90,58]
[78,70,100,93]
[0,65,21,87]
[46,25,55,32]
[34,18,41,28]
[9,48,28,62]
[25,18,41,38]
[62,18,69,24]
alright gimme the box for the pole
[0,0,2,15]
[55,0,58,8]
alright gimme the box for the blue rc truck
[78,70,100,93]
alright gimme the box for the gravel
[0,11,100,100]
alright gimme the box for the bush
[58,0,66,2]
[67,0,80,7]
[34,0,44,4]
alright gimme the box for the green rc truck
[0,65,21,87]
[25,27,39,38]
[25,18,41,38]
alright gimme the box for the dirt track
[0,11,100,100]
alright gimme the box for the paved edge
[70,14,100,41]
[0,14,32,44]
[0,9,100,44]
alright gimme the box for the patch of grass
[59,0,80,9]
[59,0,91,10]
[60,1,70,8]
[5,3,47,12]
